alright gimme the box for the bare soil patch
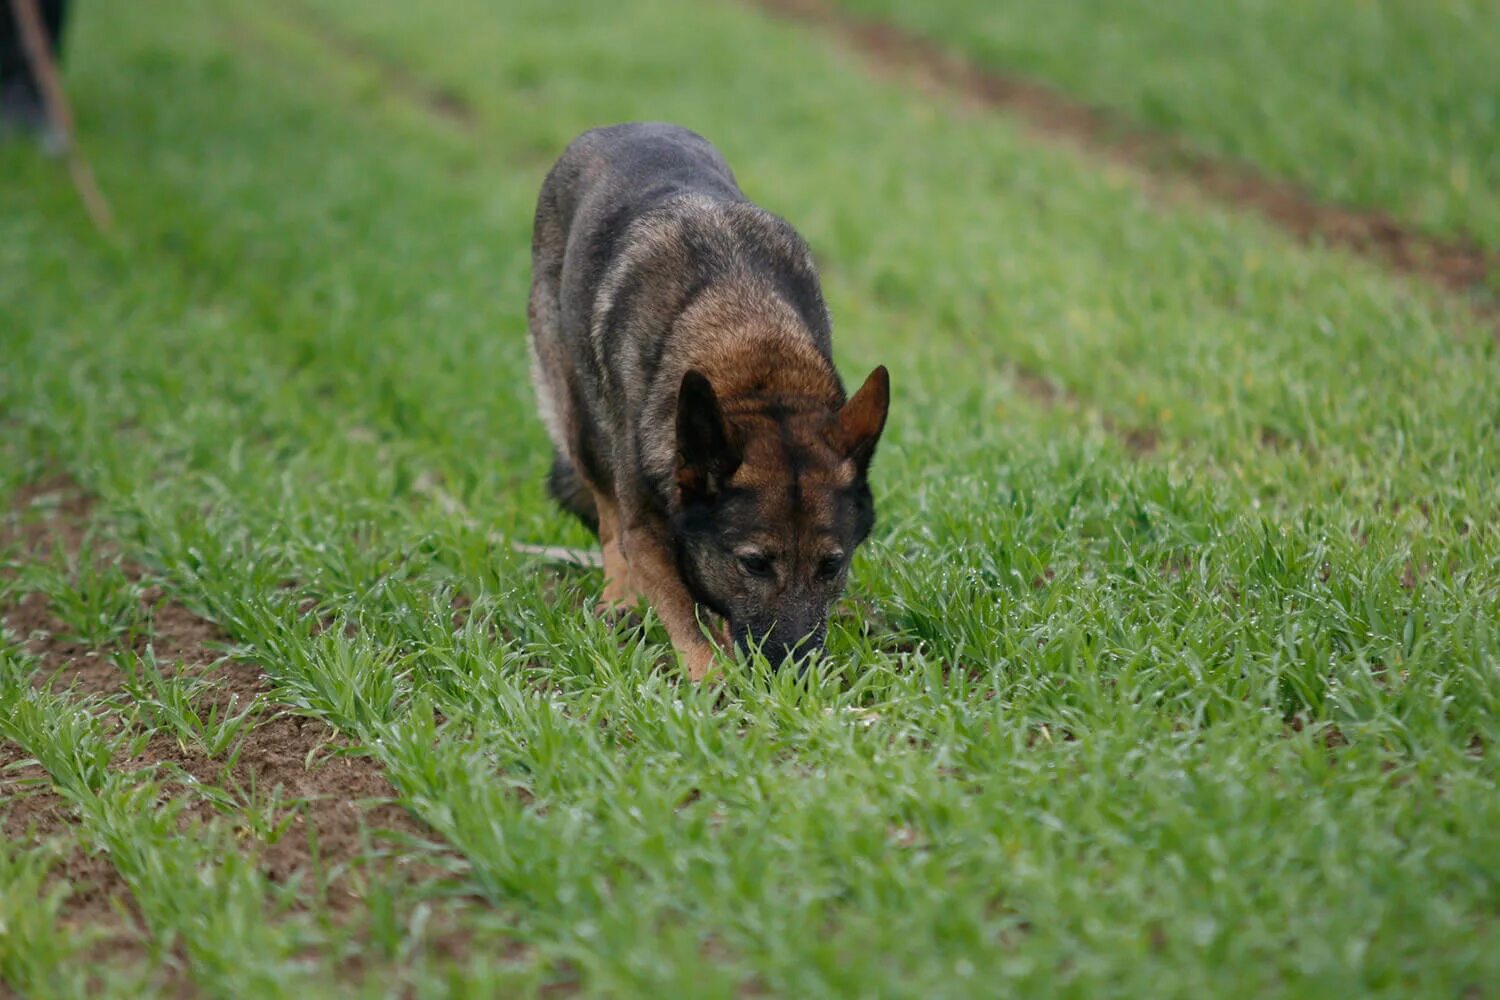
[125,708,435,909]
[0,740,151,973]
[2,477,457,982]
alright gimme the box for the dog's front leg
[592,495,643,614]
[621,524,720,681]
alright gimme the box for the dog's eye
[738,552,774,578]
[817,555,844,580]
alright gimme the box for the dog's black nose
[735,620,827,667]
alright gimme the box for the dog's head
[671,366,889,666]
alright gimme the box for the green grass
[0,829,144,999]
[834,0,1500,255]
[1,0,1497,996]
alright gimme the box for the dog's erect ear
[836,365,890,473]
[676,370,741,504]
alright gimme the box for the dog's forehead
[727,424,856,545]
[731,425,854,491]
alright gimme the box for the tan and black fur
[528,123,889,680]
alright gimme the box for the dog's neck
[676,284,843,414]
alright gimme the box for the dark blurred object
[1,0,67,149]
[4,0,111,232]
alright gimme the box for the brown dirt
[121,701,436,907]
[1,477,464,985]
[754,0,1499,311]
[5,477,96,553]
[3,584,232,696]
[0,740,152,974]
[2,480,235,694]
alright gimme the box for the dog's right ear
[676,370,741,504]
[835,365,890,474]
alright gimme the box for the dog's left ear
[676,369,741,504]
[836,365,890,473]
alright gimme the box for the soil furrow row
[753,0,1499,313]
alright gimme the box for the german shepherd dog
[528,123,889,680]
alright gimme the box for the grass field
[2,0,1498,996]
[833,0,1500,254]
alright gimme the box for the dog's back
[529,123,836,510]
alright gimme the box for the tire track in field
[1,481,159,989]
[753,0,1499,317]
[0,479,470,989]
[0,741,156,989]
